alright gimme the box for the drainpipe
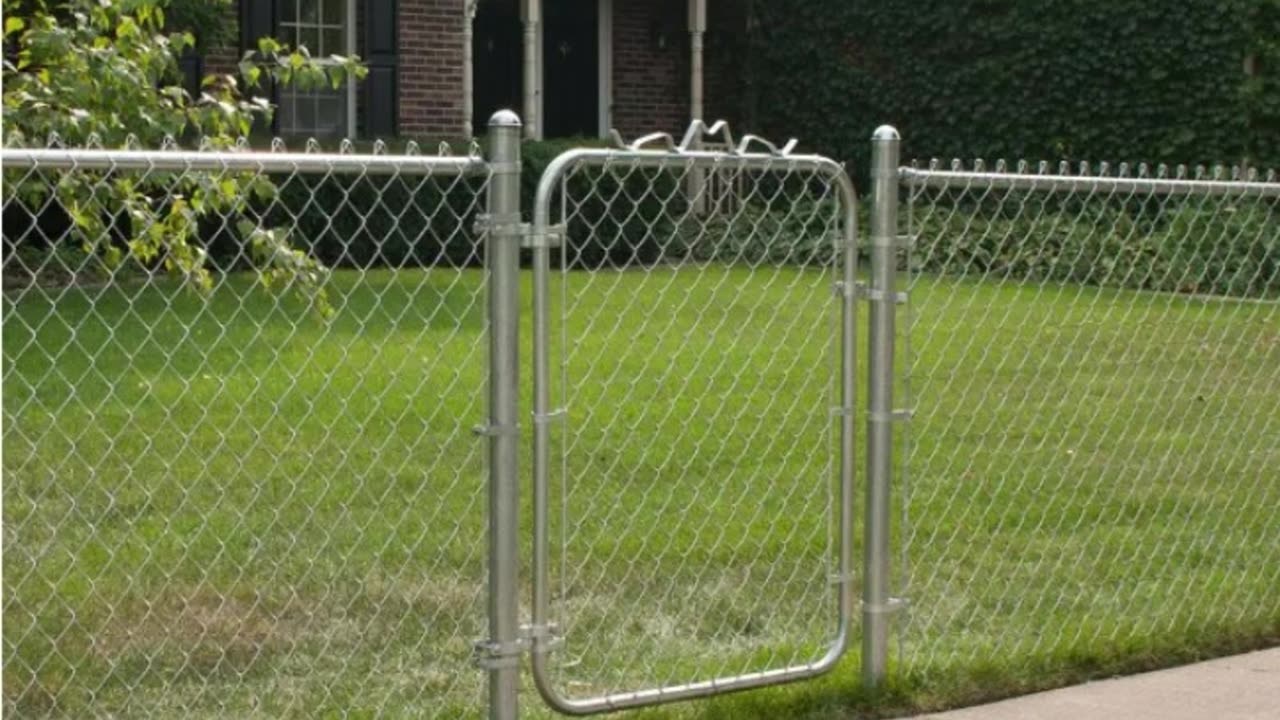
[522,0,541,139]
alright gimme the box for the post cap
[872,125,900,142]
[488,110,522,128]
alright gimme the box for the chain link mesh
[2,142,492,717]
[899,161,1280,680]
[534,153,853,705]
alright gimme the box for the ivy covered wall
[724,0,1280,172]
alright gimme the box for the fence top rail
[531,146,856,230]
[0,147,489,177]
[901,165,1280,197]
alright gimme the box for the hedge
[909,193,1280,298]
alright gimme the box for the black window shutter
[364,0,399,138]
[240,0,279,135]
[178,48,203,99]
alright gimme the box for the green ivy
[736,0,1280,176]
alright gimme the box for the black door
[544,0,599,138]
[474,0,522,136]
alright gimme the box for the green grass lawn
[4,266,1278,718]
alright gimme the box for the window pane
[295,97,318,136]
[298,27,320,54]
[278,96,298,134]
[300,0,319,24]
[281,0,297,23]
[322,29,344,55]
[316,97,345,135]
[323,0,344,25]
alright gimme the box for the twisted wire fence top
[3,140,493,717]
[897,157,1279,678]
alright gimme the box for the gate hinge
[859,286,909,305]
[868,409,914,423]
[472,638,525,669]
[473,422,520,437]
[533,409,568,425]
[862,596,910,616]
[870,233,916,250]
[472,624,563,668]
[521,623,564,655]
[474,214,564,249]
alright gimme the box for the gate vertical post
[484,110,523,720]
[864,125,901,688]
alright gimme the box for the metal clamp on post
[472,638,526,670]
[861,597,909,616]
[533,408,567,425]
[828,570,856,586]
[474,212,525,242]
[872,233,916,251]
[852,282,908,305]
[862,287,909,305]
[473,423,520,437]
[523,223,565,250]
[520,623,564,656]
[475,214,565,250]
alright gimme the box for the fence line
[3,136,494,717]
[868,130,1280,684]
[6,118,1278,718]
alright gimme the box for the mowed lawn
[3,267,1278,718]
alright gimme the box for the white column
[688,0,708,212]
[522,0,542,139]
[598,0,613,137]
[688,0,706,123]
[464,0,479,138]
[346,0,358,139]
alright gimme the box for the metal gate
[527,123,859,713]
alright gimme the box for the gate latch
[474,214,564,249]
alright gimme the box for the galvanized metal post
[864,125,900,687]
[485,110,523,720]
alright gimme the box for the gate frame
[527,122,860,715]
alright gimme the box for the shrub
[910,195,1279,298]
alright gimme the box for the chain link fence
[896,159,1280,680]
[7,120,1278,719]
[2,142,492,717]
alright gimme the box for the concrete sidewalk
[909,648,1280,720]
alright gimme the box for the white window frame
[277,0,358,139]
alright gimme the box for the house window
[278,0,355,138]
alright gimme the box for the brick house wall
[611,0,689,139]
[201,1,738,141]
[398,0,467,137]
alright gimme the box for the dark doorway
[473,0,522,136]
[544,0,599,138]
